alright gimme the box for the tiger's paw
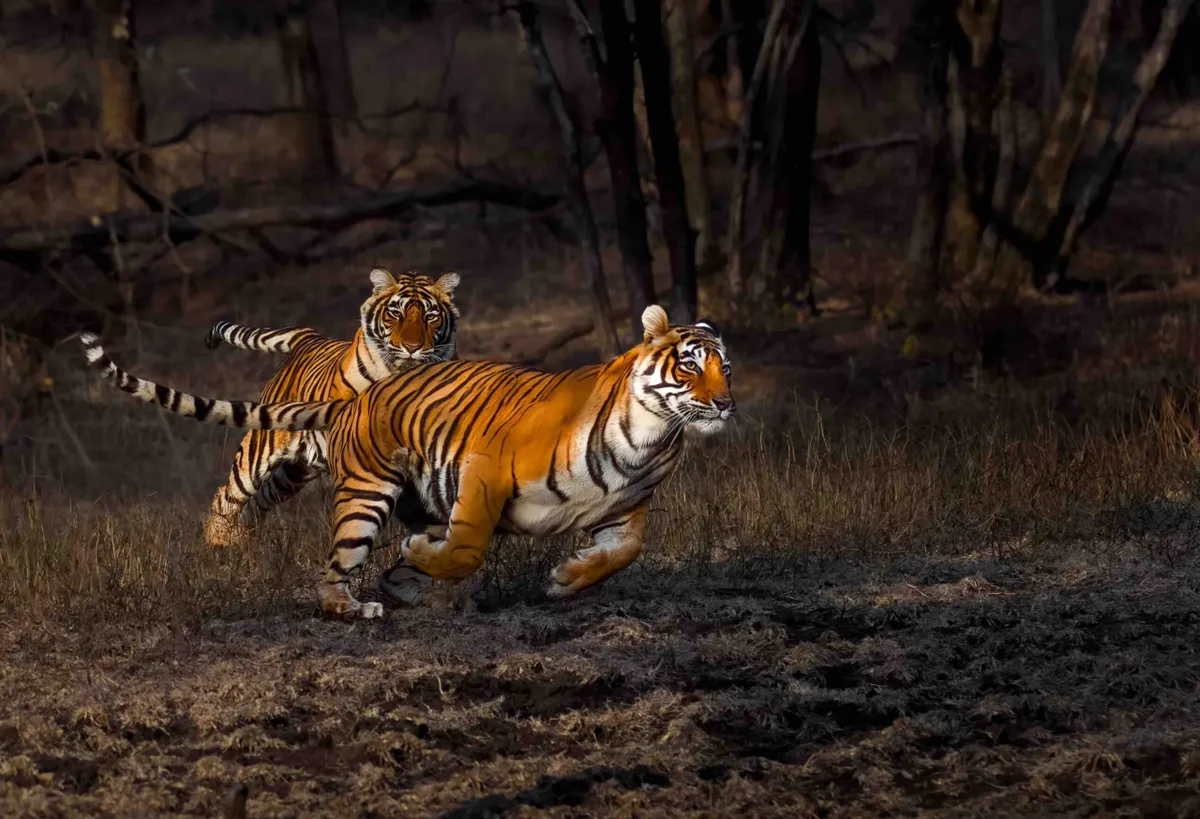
[358,602,385,619]
[319,583,385,620]
[424,580,479,614]
[203,512,249,549]
[544,563,584,599]
[379,561,433,606]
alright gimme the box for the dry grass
[5,198,1200,813]
[4,345,1200,815]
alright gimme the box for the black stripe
[545,441,568,502]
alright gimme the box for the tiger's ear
[695,318,721,338]
[434,271,461,296]
[369,267,397,294]
[641,305,671,344]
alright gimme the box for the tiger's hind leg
[239,433,326,526]
[545,505,647,598]
[318,479,405,619]
[204,430,297,548]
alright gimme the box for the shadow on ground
[2,551,1200,817]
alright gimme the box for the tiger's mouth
[688,416,728,436]
[389,347,432,361]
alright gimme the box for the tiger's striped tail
[79,333,343,431]
[205,321,317,354]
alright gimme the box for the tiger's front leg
[318,479,404,619]
[546,505,647,598]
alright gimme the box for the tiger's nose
[713,395,736,415]
[402,340,422,353]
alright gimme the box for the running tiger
[200,267,460,547]
[79,305,734,619]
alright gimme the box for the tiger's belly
[499,476,660,536]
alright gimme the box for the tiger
[78,304,735,619]
[200,266,460,548]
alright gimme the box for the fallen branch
[0,181,562,254]
[811,132,920,161]
[520,320,598,364]
[0,104,425,188]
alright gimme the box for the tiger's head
[361,267,460,367]
[631,304,735,437]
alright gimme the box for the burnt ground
[2,552,1199,818]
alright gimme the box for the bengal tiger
[78,305,735,619]
[200,267,460,548]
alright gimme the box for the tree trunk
[276,4,338,185]
[1040,0,1062,114]
[92,0,147,212]
[306,0,357,126]
[758,1,820,313]
[994,0,1114,295]
[943,0,1001,281]
[1056,0,1195,265]
[725,0,786,301]
[903,0,952,329]
[662,0,714,271]
[516,2,621,358]
[591,0,657,345]
[633,0,698,323]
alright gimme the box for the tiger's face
[631,305,735,437]
[361,268,460,367]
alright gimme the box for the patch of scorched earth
[1,557,1200,816]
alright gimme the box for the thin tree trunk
[995,0,1114,294]
[943,0,1001,279]
[306,0,357,127]
[725,0,786,301]
[768,2,820,312]
[1056,0,1194,263]
[574,0,657,345]
[719,0,745,125]
[633,0,698,323]
[970,69,1015,284]
[93,0,147,212]
[516,2,621,358]
[904,0,952,328]
[1040,0,1062,115]
[276,5,338,185]
[662,0,714,271]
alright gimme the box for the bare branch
[810,133,920,161]
[0,181,562,255]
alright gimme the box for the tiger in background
[78,305,735,619]
[201,267,460,548]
